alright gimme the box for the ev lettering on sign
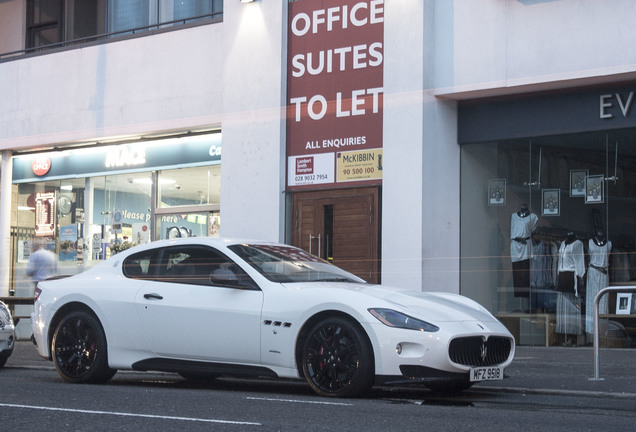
[599,92,634,119]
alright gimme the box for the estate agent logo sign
[286,0,384,190]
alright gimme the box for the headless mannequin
[510,204,537,300]
[593,231,607,247]
[586,230,612,335]
[556,232,586,338]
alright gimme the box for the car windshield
[228,244,365,284]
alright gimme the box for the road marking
[247,397,353,406]
[0,403,261,426]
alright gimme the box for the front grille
[449,336,512,367]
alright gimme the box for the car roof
[115,237,284,257]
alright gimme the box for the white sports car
[0,300,15,368]
[32,238,514,397]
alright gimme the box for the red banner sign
[286,0,384,190]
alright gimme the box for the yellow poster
[336,148,383,183]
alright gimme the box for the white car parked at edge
[0,300,15,368]
[32,238,515,397]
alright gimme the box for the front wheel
[301,316,374,398]
[51,310,116,383]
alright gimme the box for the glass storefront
[11,133,222,299]
[461,129,636,348]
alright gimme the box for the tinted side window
[122,249,154,279]
[159,246,257,289]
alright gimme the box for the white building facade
[1,0,635,347]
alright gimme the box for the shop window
[93,173,153,255]
[158,166,220,208]
[460,131,636,348]
[11,152,221,294]
[159,211,220,240]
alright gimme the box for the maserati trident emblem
[480,341,488,361]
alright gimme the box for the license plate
[470,366,503,382]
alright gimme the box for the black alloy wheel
[51,310,116,383]
[301,316,374,398]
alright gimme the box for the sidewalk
[475,346,636,398]
[5,341,636,398]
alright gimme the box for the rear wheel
[301,316,374,398]
[51,310,116,383]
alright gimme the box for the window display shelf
[497,313,556,347]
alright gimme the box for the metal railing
[0,12,222,62]
[591,285,636,380]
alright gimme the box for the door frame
[291,187,381,283]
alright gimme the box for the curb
[473,384,636,400]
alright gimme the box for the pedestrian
[25,239,58,289]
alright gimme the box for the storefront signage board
[286,0,384,190]
[458,84,636,144]
[12,134,221,182]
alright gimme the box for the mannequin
[585,231,612,335]
[556,232,586,338]
[510,204,538,299]
[518,204,530,218]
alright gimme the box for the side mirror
[209,268,239,285]
[209,265,260,290]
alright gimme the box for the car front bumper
[0,326,15,360]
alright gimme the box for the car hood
[281,282,500,325]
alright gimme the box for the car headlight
[0,302,13,325]
[368,308,439,332]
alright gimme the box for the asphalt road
[1,362,635,431]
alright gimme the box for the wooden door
[292,187,380,283]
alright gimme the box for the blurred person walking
[25,239,57,289]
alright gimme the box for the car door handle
[143,293,163,300]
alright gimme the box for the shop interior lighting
[132,178,175,185]
[240,0,255,3]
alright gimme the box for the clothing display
[530,241,556,310]
[585,236,612,334]
[556,236,585,335]
[556,237,586,296]
[556,292,583,336]
[510,207,538,297]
